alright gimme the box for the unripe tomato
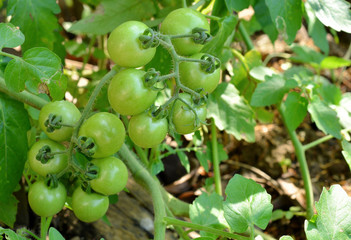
[179,53,220,94]
[107,21,156,67]
[39,101,81,142]
[160,8,210,56]
[28,139,68,177]
[172,93,207,134]
[90,157,128,195]
[108,68,158,116]
[28,180,67,217]
[128,112,168,148]
[78,112,125,158]
[72,187,109,223]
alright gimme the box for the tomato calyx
[85,163,99,181]
[44,113,63,133]
[44,174,59,189]
[139,28,160,49]
[36,145,67,164]
[192,27,212,44]
[76,136,97,157]
[200,54,221,73]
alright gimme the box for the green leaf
[307,97,342,139]
[145,46,172,75]
[249,66,275,81]
[231,50,262,101]
[290,45,325,66]
[177,151,190,173]
[305,185,351,239]
[190,192,228,238]
[0,23,25,49]
[48,227,65,240]
[304,2,329,54]
[225,0,253,11]
[307,0,351,33]
[223,174,273,233]
[320,56,351,69]
[0,93,30,203]
[0,195,18,228]
[4,47,67,100]
[254,0,278,42]
[0,226,27,240]
[202,15,238,58]
[280,92,308,132]
[319,83,342,105]
[7,0,61,53]
[64,40,88,58]
[208,83,256,143]
[250,74,297,107]
[265,0,302,44]
[341,140,351,172]
[69,0,156,35]
[195,141,228,172]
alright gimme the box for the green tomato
[72,187,109,223]
[39,101,81,142]
[28,180,67,217]
[108,68,158,116]
[128,112,168,148]
[179,53,220,94]
[28,139,68,177]
[78,112,125,158]
[172,93,207,134]
[107,21,156,68]
[90,157,128,195]
[160,8,210,56]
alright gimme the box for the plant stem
[211,118,222,196]
[0,78,47,109]
[135,144,149,166]
[231,49,250,74]
[303,135,334,151]
[40,217,47,240]
[22,229,41,240]
[160,187,189,217]
[118,144,166,240]
[278,107,314,219]
[263,53,292,66]
[238,22,254,51]
[0,50,21,60]
[163,217,250,240]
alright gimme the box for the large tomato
[90,156,128,195]
[107,21,156,68]
[28,139,68,177]
[78,112,125,158]
[160,8,210,56]
[179,53,220,94]
[71,187,109,223]
[171,93,207,134]
[128,112,168,148]
[108,68,158,116]
[28,180,67,217]
[39,101,81,142]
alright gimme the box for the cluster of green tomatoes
[26,7,220,223]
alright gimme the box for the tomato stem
[163,217,250,240]
[211,118,222,196]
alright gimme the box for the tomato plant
[1,1,351,240]
[179,53,221,94]
[71,187,109,223]
[128,112,168,148]
[160,8,210,56]
[78,112,125,158]
[90,156,128,195]
[108,68,158,116]
[107,21,156,68]
[28,139,68,177]
[171,93,207,134]
[38,100,81,142]
[28,180,67,217]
